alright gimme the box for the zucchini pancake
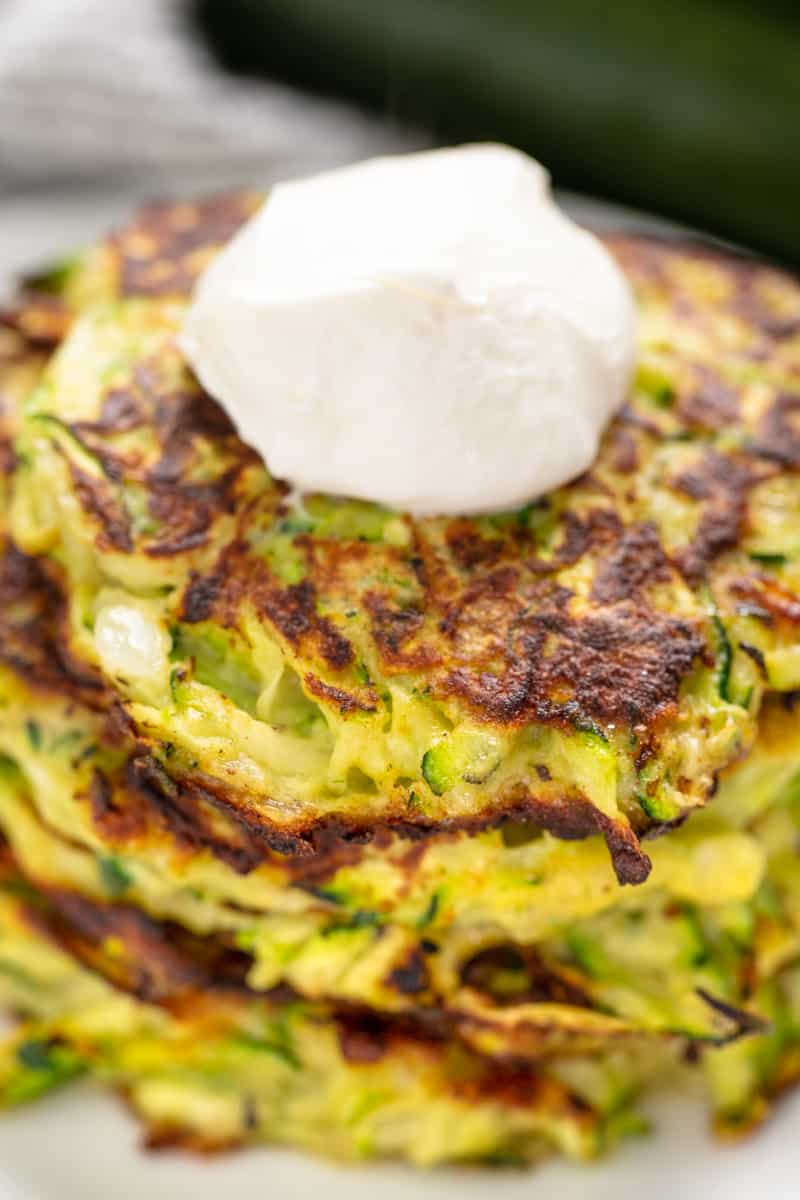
[1,193,800,1167]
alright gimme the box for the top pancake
[6,196,800,883]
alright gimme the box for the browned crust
[728,575,800,626]
[0,292,72,349]
[141,1124,246,1156]
[551,508,622,568]
[126,753,652,888]
[182,555,356,671]
[337,1020,392,1064]
[671,451,761,586]
[387,948,430,996]
[444,519,503,569]
[115,756,271,876]
[84,744,653,886]
[590,522,672,604]
[461,945,592,1010]
[362,592,428,663]
[438,582,704,732]
[68,461,134,552]
[677,366,740,433]
[606,424,639,474]
[257,579,354,670]
[64,361,258,560]
[752,393,800,468]
[110,192,263,298]
[162,761,651,886]
[0,295,68,474]
[181,567,224,623]
[303,672,377,714]
[24,884,253,1004]
[0,541,109,710]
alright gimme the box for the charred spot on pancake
[111,192,263,298]
[146,468,243,558]
[257,578,354,670]
[490,789,651,887]
[74,364,236,446]
[80,385,147,434]
[451,1064,594,1120]
[160,758,651,887]
[66,359,257,560]
[603,232,799,353]
[671,451,759,585]
[0,430,15,478]
[0,541,108,708]
[181,566,225,623]
[21,880,254,1004]
[728,576,800,627]
[87,768,147,843]
[752,393,800,468]
[439,590,703,733]
[364,593,430,668]
[461,945,591,1009]
[141,1123,245,1155]
[677,366,740,432]
[552,509,622,567]
[387,949,430,996]
[607,425,639,474]
[591,522,671,604]
[445,520,504,570]
[68,461,134,552]
[303,672,377,715]
[125,755,269,875]
[0,292,72,349]
[338,1019,389,1064]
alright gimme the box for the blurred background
[0,0,798,286]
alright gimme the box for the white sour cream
[180,144,636,516]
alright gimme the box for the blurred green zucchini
[193,0,800,263]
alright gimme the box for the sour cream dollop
[180,144,636,516]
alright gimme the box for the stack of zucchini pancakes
[0,193,799,1167]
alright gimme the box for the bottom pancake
[0,851,650,1165]
[1,842,799,1164]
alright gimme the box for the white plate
[0,1081,798,1200]
[0,187,792,1199]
